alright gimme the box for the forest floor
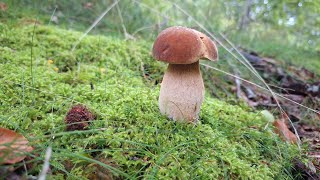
[0,1,319,179]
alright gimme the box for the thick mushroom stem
[159,61,204,122]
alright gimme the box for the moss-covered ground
[0,23,300,179]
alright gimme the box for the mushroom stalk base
[159,62,204,122]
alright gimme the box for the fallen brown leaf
[273,119,298,144]
[0,127,33,164]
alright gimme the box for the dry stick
[171,2,302,147]
[23,160,29,177]
[71,0,120,52]
[38,147,52,180]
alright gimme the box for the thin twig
[38,147,52,180]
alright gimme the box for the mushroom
[152,26,218,122]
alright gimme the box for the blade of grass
[71,0,120,51]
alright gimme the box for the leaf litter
[0,127,33,165]
[235,49,320,177]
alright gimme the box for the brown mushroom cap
[152,26,218,64]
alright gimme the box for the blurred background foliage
[3,0,320,50]
[2,0,319,75]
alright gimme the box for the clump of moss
[0,24,300,179]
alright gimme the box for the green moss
[0,23,299,179]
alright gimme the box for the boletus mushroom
[152,26,218,122]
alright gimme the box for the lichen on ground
[0,23,299,179]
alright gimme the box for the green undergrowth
[0,23,300,179]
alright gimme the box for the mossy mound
[0,23,299,179]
